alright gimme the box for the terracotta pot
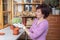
[13,27,20,35]
[10,25,15,30]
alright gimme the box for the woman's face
[35,9,44,19]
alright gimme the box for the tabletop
[0,27,24,40]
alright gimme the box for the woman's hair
[36,4,50,18]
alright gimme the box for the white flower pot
[55,10,60,15]
[52,8,56,15]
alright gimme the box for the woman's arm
[23,21,48,39]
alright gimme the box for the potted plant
[44,0,59,15]
[55,7,60,15]
[45,0,59,8]
[10,17,22,30]
[10,17,22,35]
[12,17,22,24]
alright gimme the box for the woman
[23,4,50,40]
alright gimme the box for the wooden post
[7,0,12,25]
[0,0,3,29]
[12,0,14,19]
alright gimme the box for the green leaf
[12,17,22,24]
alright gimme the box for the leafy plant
[56,7,60,10]
[45,0,59,8]
[12,17,22,24]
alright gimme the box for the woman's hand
[23,25,26,30]
[21,24,26,30]
[22,24,30,35]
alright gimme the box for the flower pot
[55,10,60,15]
[10,25,15,30]
[52,8,56,15]
[13,27,20,35]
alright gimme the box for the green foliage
[45,0,59,7]
[12,17,22,24]
[56,7,60,10]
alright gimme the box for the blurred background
[0,0,60,40]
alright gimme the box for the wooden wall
[46,15,60,40]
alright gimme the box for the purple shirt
[28,18,48,40]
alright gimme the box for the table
[0,27,24,40]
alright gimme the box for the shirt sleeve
[29,21,48,39]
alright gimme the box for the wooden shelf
[4,24,9,28]
[3,11,11,13]
[49,14,60,16]
[22,16,36,18]
[14,3,41,5]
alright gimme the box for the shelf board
[49,14,60,16]
[3,11,11,13]
[22,16,36,18]
[14,3,41,5]
[4,24,9,28]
